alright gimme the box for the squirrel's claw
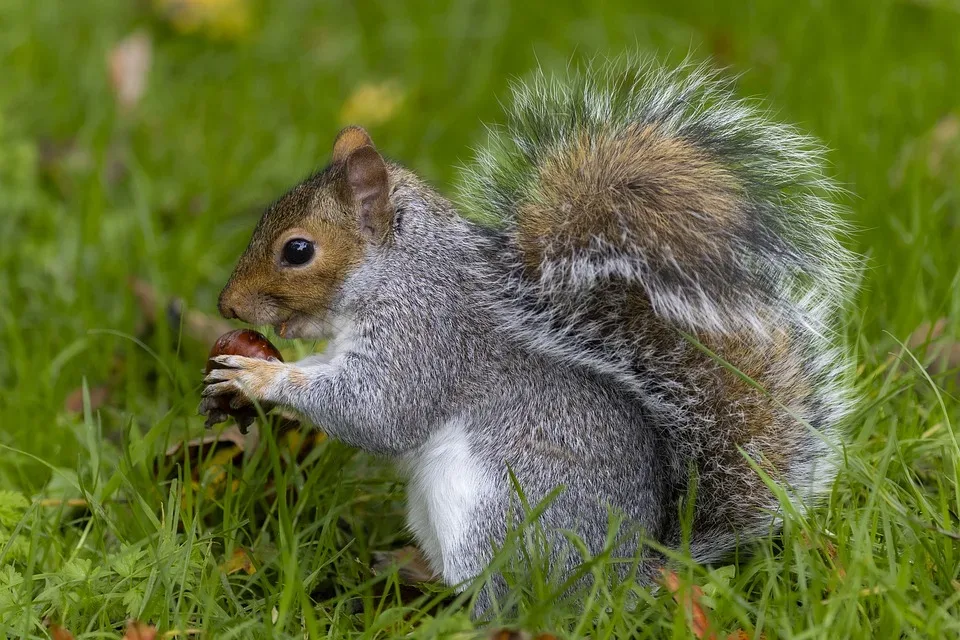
[204,368,237,385]
[197,396,229,428]
[202,381,239,398]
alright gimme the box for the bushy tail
[458,55,860,559]
[459,55,858,336]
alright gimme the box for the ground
[0,0,958,638]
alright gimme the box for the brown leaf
[64,385,111,414]
[164,423,251,459]
[47,624,75,640]
[221,547,256,575]
[123,621,158,640]
[822,539,847,579]
[108,31,152,113]
[487,631,529,640]
[660,569,716,640]
[907,319,960,375]
[38,498,89,508]
[708,30,735,66]
[890,112,960,187]
[161,425,250,501]
[928,114,960,176]
[372,545,439,584]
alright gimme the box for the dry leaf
[38,498,89,508]
[164,423,252,459]
[708,30,735,66]
[47,624,75,640]
[123,621,158,640]
[907,318,960,376]
[890,113,960,187]
[372,545,440,584]
[64,385,111,414]
[154,0,253,41]
[928,114,960,176]
[108,31,152,113]
[160,419,323,521]
[221,547,257,575]
[661,569,716,640]
[339,81,405,127]
[822,539,847,579]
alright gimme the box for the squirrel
[199,57,858,612]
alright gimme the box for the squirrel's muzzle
[217,284,242,320]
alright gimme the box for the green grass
[1,0,959,637]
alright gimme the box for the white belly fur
[403,418,487,585]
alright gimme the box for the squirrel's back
[459,56,859,559]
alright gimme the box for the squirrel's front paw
[202,355,289,408]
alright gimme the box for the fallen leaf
[221,547,256,575]
[38,498,89,508]
[63,385,111,414]
[372,545,439,584]
[821,539,847,579]
[708,30,735,66]
[660,569,716,640]
[164,423,251,459]
[123,621,158,640]
[907,319,960,376]
[108,31,152,113]
[339,81,405,127]
[928,114,960,176]
[47,624,75,640]
[890,112,960,187]
[154,0,253,41]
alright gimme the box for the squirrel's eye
[282,238,315,266]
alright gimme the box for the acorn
[201,329,283,431]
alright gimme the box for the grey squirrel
[199,57,858,611]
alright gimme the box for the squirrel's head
[217,126,395,340]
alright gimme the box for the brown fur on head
[217,126,394,339]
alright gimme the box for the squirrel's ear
[344,145,393,244]
[333,126,374,164]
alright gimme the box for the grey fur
[203,56,859,616]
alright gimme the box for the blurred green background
[0,0,958,636]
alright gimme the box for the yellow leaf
[154,0,253,41]
[220,547,257,575]
[339,81,405,127]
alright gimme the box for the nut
[202,329,282,431]
[206,329,283,369]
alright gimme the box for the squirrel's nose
[217,288,239,319]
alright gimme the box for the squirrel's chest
[402,419,489,584]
